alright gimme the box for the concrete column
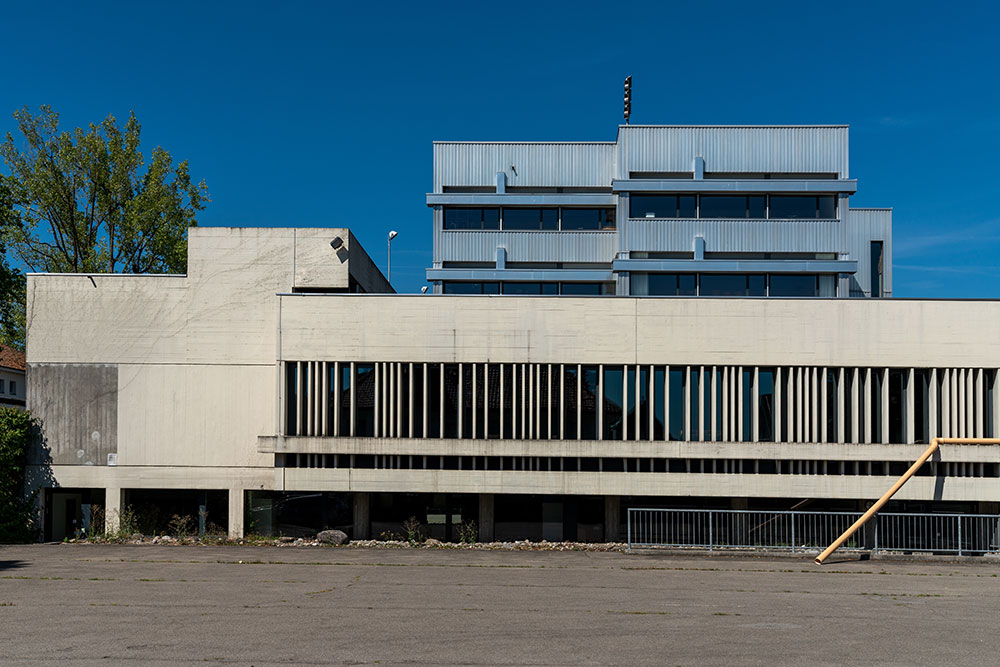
[478,493,495,542]
[353,492,370,540]
[105,487,122,533]
[604,496,620,542]
[228,488,244,538]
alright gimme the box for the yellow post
[815,438,1000,565]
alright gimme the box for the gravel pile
[64,535,626,551]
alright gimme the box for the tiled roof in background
[0,345,26,372]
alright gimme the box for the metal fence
[627,508,1000,556]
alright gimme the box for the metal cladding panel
[848,208,893,296]
[437,231,617,263]
[617,126,850,178]
[433,142,615,191]
[623,219,842,253]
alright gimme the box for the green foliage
[456,520,478,544]
[402,516,425,546]
[167,513,194,538]
[0,408,38,542]
[0,105,210,348]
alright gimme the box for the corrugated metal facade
[848,208,893,297]
[623,219,842,253]
[430,126,891,296]
[433,142,615,192]
[616,126,850,178]
[437,231,617,264]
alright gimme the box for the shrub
[0,408,38,543]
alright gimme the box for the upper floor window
[502,208,558,231]
[700,195,767,219]
[629,194,837,220]
[8,381,14,395]
[561,208,616,230]
[443,207,616,231]
[769,195,837,219]
[443,208,500,230]
[630,195,695,219]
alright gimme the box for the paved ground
[1,545,999,666]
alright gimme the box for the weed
[455,520,478,544]
[401,516,425,546]
[167,514,195,538]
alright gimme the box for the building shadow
[24,418,56,541]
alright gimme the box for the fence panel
[628,508,1000,555]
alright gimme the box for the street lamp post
[387,230,398,283]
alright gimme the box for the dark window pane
[502,208,557,230]
[678,274,697,295]
[653,366,665,440]
[443,364,459,438]
[355,364,375,436]
[688,367,699,440]
[540,283,558,295]
[630,195,676,218]
[560,283,601,295]
[602,208,616,229]
[700,195,747,219]
[603,367,624,440]
[748,274,766,296]
[818,196,836,218]
[339,364,351,436]
[502,282,541,295]
[749,196,767,218]
[870,241,883,298]
[757,368,774,442]
[769,196,816,219]
[700,274,748,296]
[484,208,500,228]
[443,282,499,294]
[668,367,685,440]
[443,208,499,230]
[769,274,818,296]
[647,274,677,296]
[678,196,696,218]
[285,363,297,435]
[561,208,611,230]
[581,366,600,439]
[540,208,558,230]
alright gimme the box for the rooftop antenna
[623,75,632,124]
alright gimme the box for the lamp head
[388,230,398,241]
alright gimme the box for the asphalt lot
[1,544,999,666]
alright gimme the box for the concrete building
[25,126,1000,543]
[0,345,26,409]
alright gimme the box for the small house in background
[0,345,26,409]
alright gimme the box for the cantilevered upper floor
[427,125,892,299]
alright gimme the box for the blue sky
[3,0,999,296]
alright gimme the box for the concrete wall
[29,364,117,466]
[278,295,1000,368]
